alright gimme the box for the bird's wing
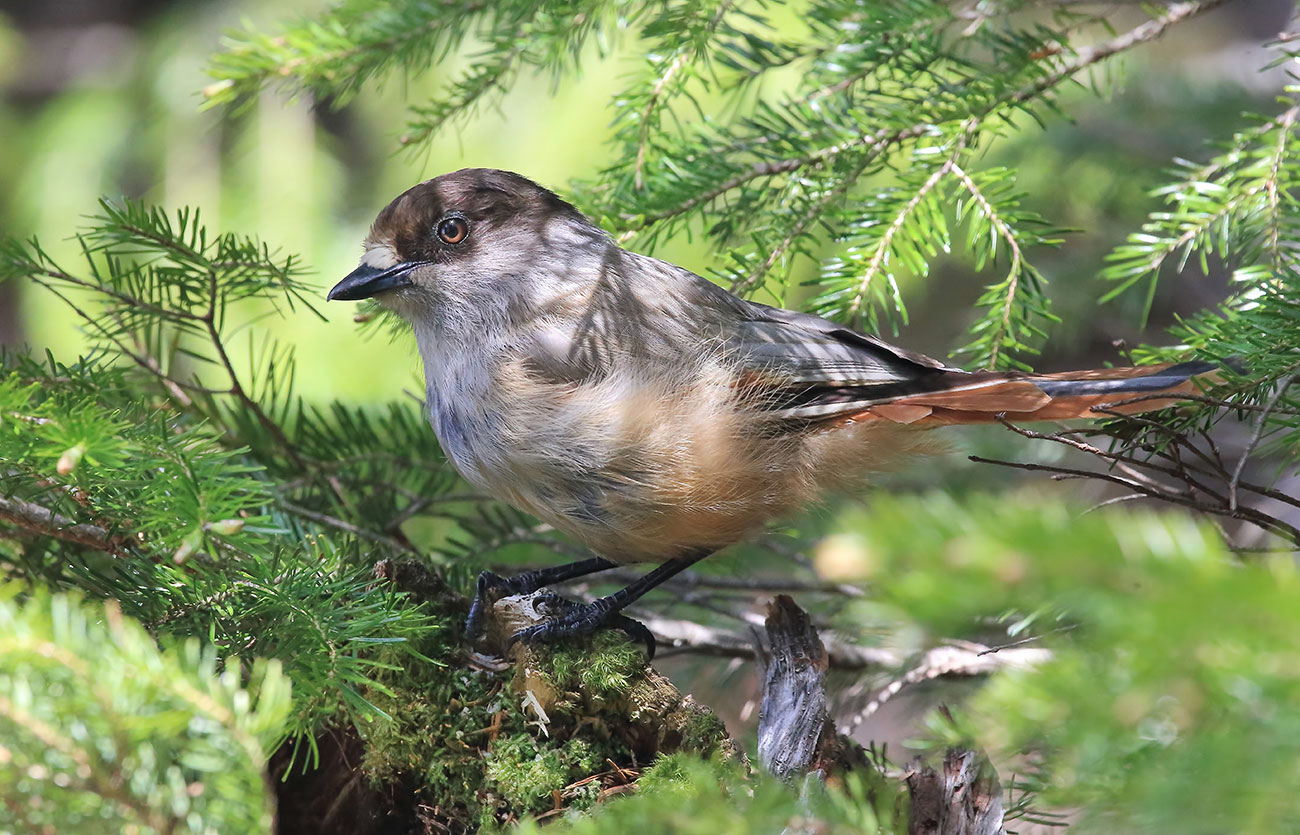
[716,298,964,419]
[517,252,1218,425]
[735,301,956,381]
[721,297,1217,424]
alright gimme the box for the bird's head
[328,169,605,325]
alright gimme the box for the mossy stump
[489,591,740,765]
[273,561,739,834]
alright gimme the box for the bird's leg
[509,549,714,659]
[464,557,617,640]
[515,592,657,658]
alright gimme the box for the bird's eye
[436,216,469,245]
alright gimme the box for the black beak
[327,262,425,301]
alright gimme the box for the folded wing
[728,300,1217,425]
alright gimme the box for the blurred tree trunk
[0,286,18,346]
[0,0,180,350]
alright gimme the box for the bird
[328,167,1217,656]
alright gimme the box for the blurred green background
[1,0,1293,409]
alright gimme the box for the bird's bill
[327,261,425,301]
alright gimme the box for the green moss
[634,752,742,796]
[565,779,603,812]
[483,733,602,813]
[679,708,729,753]
[357,613,520,821]
[354,611,649,828]
[348,588,730,830]
[538,631,644,699]
[634,753,699,793]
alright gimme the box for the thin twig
[1230,372,1298,511]
[1090,391,1300,416]
[636,611,899,669]
[996,418,1210,490]
[838,641,1051,733]
[971,455,1300,544]
[1084,409,1300,514]
[551,566,863,596]
[0,492,126,555]
[24,264,204,323]
[279,501,416,554]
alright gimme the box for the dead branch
[838,642,1051,735]
[907,750,1005,835]
[755,595,839,780]
[0,492,126,555]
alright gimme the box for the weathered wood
[906,749,1005,835]
[756,595,1006,835]
[754,594,839,779]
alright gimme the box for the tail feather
[847,361,1220,426]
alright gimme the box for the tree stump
[755,594,1005,835]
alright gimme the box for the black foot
[464,570,520,641]
[509,593,657,659]
[464,558,619,642]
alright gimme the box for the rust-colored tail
[854,361,1219,426]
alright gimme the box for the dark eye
[436,216,469,245]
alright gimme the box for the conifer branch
[280,500,417,554]
[1264,106,1295,272]
[839,125,976,327]
[0,693,173,832]
[634,51,691,191]
[1004,0,1228,107]
[729,158,870,295]
[0,492,123,555]
[949,162,1026,369]
[845,162,955,323]
[625,0,1226,233]
[200,269,306,470]
[7,2,1300,830]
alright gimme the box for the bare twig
[279,501,416,554]
[0,492,126,555]
[1230,372,1297,510]
[1091,391,1300,416]
[838,642,1051,734]
[639,611,900,669]
[584,567,866,597]
[970,455,1300,544]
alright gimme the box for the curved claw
[507,601,657,659]
[464,570,511,639]
[609,613,657,659]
